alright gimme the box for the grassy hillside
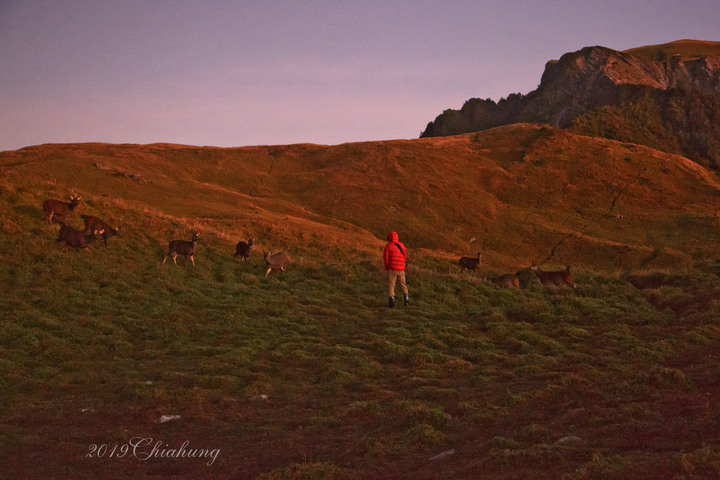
[2,127,720,479]
[4,124,720,269]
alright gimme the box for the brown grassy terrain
[4,123,720,269]
[625,39,720,61]
[2,124,720,479]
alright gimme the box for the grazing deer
[234,238,254,262]
[489,273,520,288]
[43,195,80,224]
[163,232,199,267]
[56,224,95,251]
[263,251,290,278]
[531,263,574,287]
[459,252,482,272]
[81,215,123,247]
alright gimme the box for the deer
[81,215,123,247]
[163,232,199,267]
[234,238,254,262]
[263,251,290,278]
[43,195,80,224]
[489,273,520,288]
[458,252,482,272]
[531,263,574,287]
[56,224,95,251]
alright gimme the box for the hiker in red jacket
[383,231,409,308]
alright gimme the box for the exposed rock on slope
[421,40,720,168]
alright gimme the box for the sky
[1,0,718,151]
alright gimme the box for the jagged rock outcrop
[421,41,720,168]
[531,46,720,126]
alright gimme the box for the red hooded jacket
[383,231,407,271]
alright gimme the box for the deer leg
[265,267,272,278]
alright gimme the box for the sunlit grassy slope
[624,39,720,61]
[3,123,720,269]
[2,124,720,479]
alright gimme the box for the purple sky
[1,0,718,151]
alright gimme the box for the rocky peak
[532,45,720,126]
[420,40,720,168]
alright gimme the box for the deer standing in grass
[234,238,254,262]
[81,215,123,247]
[459,252,482,272]
[263,251,290,278]
[163,232,199,267]
[531,263,574,287]
[43,195,80,224]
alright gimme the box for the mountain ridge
[420,40,720,168]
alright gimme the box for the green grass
[2,137,720,479]
[2,190,720,479]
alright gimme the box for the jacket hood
[387,231,399,242]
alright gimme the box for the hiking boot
[389,296,395,308]
[404,294,410,306]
